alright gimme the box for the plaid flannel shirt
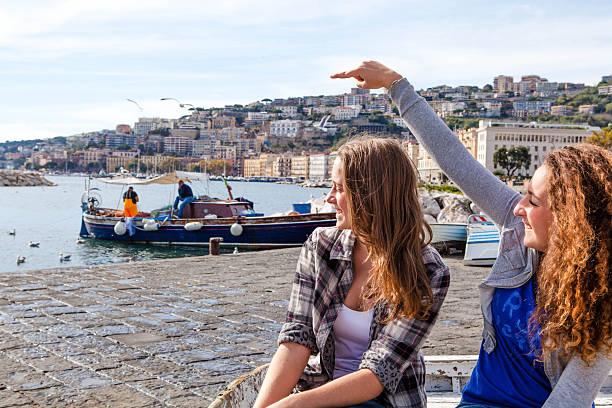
[278,227,450,408]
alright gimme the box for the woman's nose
[513,199,526,217]
[326,190,335,204]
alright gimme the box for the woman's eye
[529,199,537,207]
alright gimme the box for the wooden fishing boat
[79,172,336,248]
[81,201,336,249]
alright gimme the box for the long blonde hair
[533,144,612,364]
[337,137,433,322]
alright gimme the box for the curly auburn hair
[337,137,434,322]
[532,144,612,364]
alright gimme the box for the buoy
[230,223,243,236]
[114,221,127,235]
[143,222,159,231]
[185,222,203,231]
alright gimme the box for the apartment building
[164,136,189,155]
[290,155,309,179]
[209,116,236,129]
[578,105,596,115]
[71,148,110,167]
[333,106,360,120]
[170,128,199,139]
[476,120,599,176]
[493,75,514,93]
[512,100,551,117]
[309,154,329,180]
[243,154,277,177]
[343,94,368,107]
[597,85,612,95]
[140,155,168,172]
[269,120,301,138]
[551,105,574,116]
[272,156,292,177]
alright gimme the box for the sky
[1,0,611,142]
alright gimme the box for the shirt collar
[329,229,355,261]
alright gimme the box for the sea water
[0,176,329,273]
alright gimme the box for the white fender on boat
[185,222,203,231]
[114,221,127,235]
[142,218,156,224]
[143,222,159,231]
[230,223,243,236]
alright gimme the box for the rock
[424,213,437,224]
[470,202,482,215]
[420,193,441,218]
[0,170,56,187]
[437,201,472,223]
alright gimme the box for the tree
[587,126,612,149]
[483,84,493,92]
[493,146,531,180]
[159,158,183,172]
[206,159,232,175]
[492,169,506,180]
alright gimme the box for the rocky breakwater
[0,170,56,187]
[419,187,481,224]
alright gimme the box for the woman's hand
[331,61,403,90]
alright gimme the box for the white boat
[463,214,500,266]
[429,223,467,244]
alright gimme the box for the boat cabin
[155,199,257,219]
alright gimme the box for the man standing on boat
[122,186,139,238]
[173,180,195,218]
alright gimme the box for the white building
[333,106,360,120]
[476,120,600,176]
[269,120,301,138]
[309,154,329,180]
[164,136,189,155]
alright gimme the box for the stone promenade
[0,249,487,407]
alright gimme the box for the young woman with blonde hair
[254,137,450,407]
[331,61,611,408]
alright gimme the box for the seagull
[76,237,86,244]
[28,241,40,247]
[59,253,71,262]
[16,256,25,265]
[233,247,239,255]
[8,229,15,235]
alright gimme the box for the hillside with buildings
[1,74,610,183]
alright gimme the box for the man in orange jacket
[123,186,139,237]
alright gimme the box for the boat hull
[429,223,467,243]
[82,214,336,249]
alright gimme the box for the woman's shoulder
[306,227,349,251]
[420,244,450,280]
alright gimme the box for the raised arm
[332,62,520,227]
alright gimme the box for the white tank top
[333,304,374,379]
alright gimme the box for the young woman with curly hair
[253,138,450,408]
[332,62,611,408]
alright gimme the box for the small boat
[80,172,336,249]
[463,214,500,266]
[429,222,467,244]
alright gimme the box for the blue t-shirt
[462,277,552,407]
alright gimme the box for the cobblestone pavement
[0,249,486,407]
